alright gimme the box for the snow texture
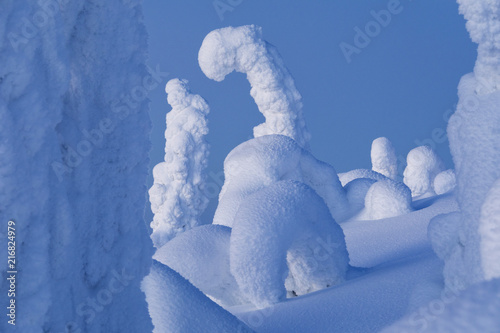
[214,135,349,228]
[428,212,461,262]
[198,25,311,148]
[338,168,388,187]
[230,180,349,309]
[442,0,500,290]
[371,137,398,180]
[0,1,153,332]
[433,169,457,195]
[363,179,413,220]
[403,146,445,197]
[479,178,500,280]
[382,278,500,333]
[149,78,210,248]
[142,260,253,333]
[344,178,378,218]
[153,224,245,307]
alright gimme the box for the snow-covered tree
[149,79,210,248]
[371,137,398,180]
[403,146,445,197]
[198,25,311,149]
[436,0,500,291]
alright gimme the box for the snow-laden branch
[149,79,210,248]
[198,25,311,148]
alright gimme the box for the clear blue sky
[143,0,476,224]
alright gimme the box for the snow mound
[149,78,210,248]
[153,224,245,307]
[142,260,253,333]
[364,179,413,220]
[230,180,349,309]
[214,135,349,227]
[371,137,398,180]
[403,146,445,197]
[198,25,311,148]
[344,178,378,217]
[338,168,388,187]
[428,212,461,262]
[382,278,500,333]
[433,169,457,195]
[479,178,500,280]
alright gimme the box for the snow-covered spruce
[403,146,445,197]
[0,1,153,331]
[149,79,210,248]
[479,178,500,280]
[230,180,349,309]
[214,135,349,227]
[344,178,378,218]
[153,224,245,307]
[428,212,461,262]
[198,25,311,148]
[363,179,413,220]
[441,0,500,291]
[433,169,457,195]
[142,260,253,333]
[338,168,389,187]
[371,137,398,180]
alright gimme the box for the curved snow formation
[433,169,457,195]
[479,178,500,280]
[149,78,210,248]
[153,224,245,307]
[338,169,389,187]
[214,135,349,227]
[403,146,445,197]
[364,179,413,220]
[198,25,311,148]
[142,260,253,333]
[371,137,398,180]
[442,0,500,291]
[344,178,378,217]
[230,180,349,309]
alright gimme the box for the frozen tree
[230,180,349,309]
[214,135,349,227]
[149,79,210,248]
[479,179,500,280]
[436,0,500,291]
[371,137,398,180]
[403,146,445,197]
[364,179,413,220]
[142,260,253,333]
[433,169,457,195]
[198,25,311,148]
[0,1,153,331]
[338,168,388,187]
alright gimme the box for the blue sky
[143,0,476,223]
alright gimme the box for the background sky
[143,0,477,224]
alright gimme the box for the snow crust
[371,137,398,180]
[0,1,153,331]
[230,180,349,309]
[153,224,245,307]
[403,146,445,197]
[214,135,349,227]
[363,179,413,220]
[198,25,311,148]
[149,78,210,248]
[142,260,253,333]
[433,169,457,195]
[338,168,388,187]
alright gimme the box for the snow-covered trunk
[0,1,153,332]
[442,0,500,291]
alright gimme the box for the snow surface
[149,78,210,248]
[433,169,457,195]
[142,260,253,333]
[214,135,349,227]
[479,178,500,280]
[363,179,413,220]
[403,146,445,197]
[0,1,153,332]
[198,25,311,148]
[153,224,245,307]
[371,137,398,180]
[338,168,388,187]
[230,180,349,309]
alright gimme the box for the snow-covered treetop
[198,25,311,148]
[458,0,500,92]
[371,137,398,180]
